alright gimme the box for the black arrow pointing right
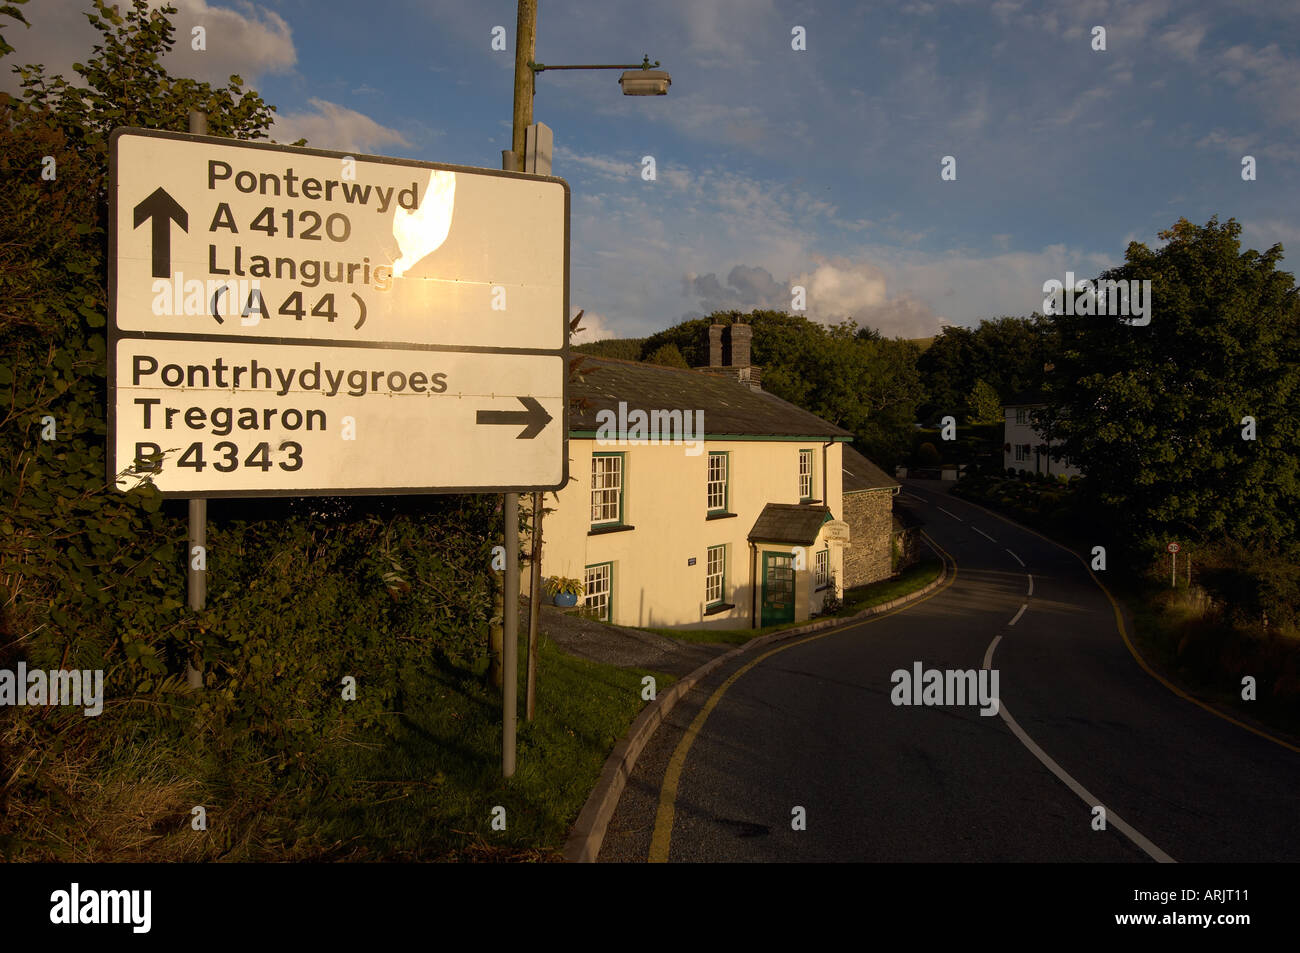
[476,396,552,440]
[133,187,188,278]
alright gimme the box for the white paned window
[799,449,813,499]
[706,545,725,605]
[707,453,728,512]
[591,454,623,525]
[584,564,612,621]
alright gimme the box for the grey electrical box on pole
[525,122,553,176]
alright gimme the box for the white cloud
[1217,42,1300,124]
[1155,18,1207,61]
[271,99,411,153]
[570,309,618,343]
[153,0,295,84]
[1,0,295,94]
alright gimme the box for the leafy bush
[0,1,502,856]
[915,442,942,466]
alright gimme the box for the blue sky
[8,0,1300,341]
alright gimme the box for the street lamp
[528,54,672,96]
[619,57,672,96]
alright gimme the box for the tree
[916,315,1059,424]
[647,311,924,464]
[965,378,1002,423]
[1038,216,1300,550]
[645,343,689,369]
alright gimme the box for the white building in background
[1002,391,1083,478]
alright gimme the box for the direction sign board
[108,128,568,496]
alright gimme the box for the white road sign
[108,128,569,496]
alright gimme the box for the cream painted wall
[535,438,845,629]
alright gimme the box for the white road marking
[981,636,1175,863]
[1006,548,1024,566]
[972,526,998,543]
[1009,603,1028,626]
[982,634,1002,670]
[937,506,962,521]
[1027,574,1034,597]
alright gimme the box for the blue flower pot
[554,592,578,607]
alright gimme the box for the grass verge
[1,631,669,861]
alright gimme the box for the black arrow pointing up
[476,396,552,440]
[133,187,188,278]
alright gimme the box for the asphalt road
[597,479,1300,862]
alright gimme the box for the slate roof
[842,444,899,493]
[748,503,831,545]
[568,357,852,439]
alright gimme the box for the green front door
[761,552,795,626]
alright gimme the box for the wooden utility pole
[511,0,537,164]
[496,0,537,775]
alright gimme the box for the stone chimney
[708,324,724,367]
[725,322,752,369]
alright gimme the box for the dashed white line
[981,635,1175,864]
[1006,548,1024,566]
[937,506,962,521]
[1027,574,1034,597]
[1009,603,1028,626]
[982,634,1002,670]
[972,526,997,543]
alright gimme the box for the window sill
[704,602,735,616]
[706,511,737,521]
[801,498,822,505]
[815,584,829,593]
[589,523,635,536]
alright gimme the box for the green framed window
[707,451,729,513]
[799,449,814,501]
[584,562,613,622]
[591,452,624,526]
[706,544,726,606]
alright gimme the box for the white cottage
[530,346,858,630]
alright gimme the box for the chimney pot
[708,324,724,367]
[725,322,752,369]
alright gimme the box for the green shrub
[916,442,942,466]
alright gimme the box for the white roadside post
[1168,542,1179,588]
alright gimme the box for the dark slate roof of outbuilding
[568,357,852,438]
[842,445,899,493]
[748,503,831,545]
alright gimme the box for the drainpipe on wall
[822,439,834,512]
[750,541,758,629]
